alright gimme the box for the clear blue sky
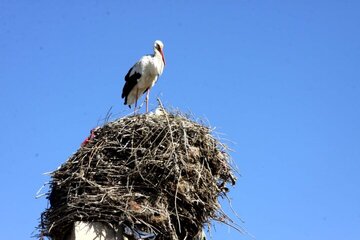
[1,1,360,239]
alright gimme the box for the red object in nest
[81,128,97,147]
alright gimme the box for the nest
[40,108,236,240]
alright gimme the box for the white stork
[121,40,166,113]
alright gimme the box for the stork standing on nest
[121,40,166,113]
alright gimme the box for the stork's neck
[154,49,163,61]
[153,49,165,75]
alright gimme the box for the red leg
[146,89,151,113]
[134,88,139,115]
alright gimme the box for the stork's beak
[160,50,166,65]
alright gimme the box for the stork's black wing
[121,67,142,105]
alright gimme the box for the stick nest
[40,109,236,240]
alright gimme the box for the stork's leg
[145,89,151,113]
[134,88,139,115]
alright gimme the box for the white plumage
[121,40,166,113]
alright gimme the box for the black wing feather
[121,67,142,105]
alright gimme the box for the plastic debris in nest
[39,107,237,240]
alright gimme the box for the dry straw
[39,106,236,240]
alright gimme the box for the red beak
[160,50,166,65]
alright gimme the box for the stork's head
[154,40,166,65]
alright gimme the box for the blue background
[1,1,360,239]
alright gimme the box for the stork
[121,40,166,113]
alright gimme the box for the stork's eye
[156,44,161,51]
